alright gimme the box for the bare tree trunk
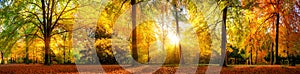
[41,0,51,65]
[256,48,258,64]
[25,38,29,64]
[131,0,138,66]
[11,56,13,64]
[44,36,51,65]
[221,6,228,67]
[147,42,150,64]
[250,46,253,65]
[63,34,66,64]
[275,13,280,65]
[286,41,289,65]
[220,6,227,67]
[271,42,274,65]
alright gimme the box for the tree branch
[50,27,81,36]
[51,0,71,32]
[22,11,43,27]
[27,2,42,9]
[27,33,44,40]
[31,22,44,34]
[41,0,47,36]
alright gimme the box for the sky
[0,0,2,8]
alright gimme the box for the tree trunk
[41,0,51,65]
[11,57,13,64]
[25,38,29,64]
[271,42,274,65]
[275,13,280,64]
[256,48,258,64]
[221,6,227,67]
[250,46,253,65]
[131,0,138,66]
[1,51,3,64]
[44,36,51,65]
[286,42,289,65]
[147,43,150,64]
[235,58,236,64]
[25,45,29,64]
[173,4,184,64]
[36,50,38,64]
[63,35,66,64]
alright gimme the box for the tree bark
[271,42,274,65]
[41,0,51,65]
[256,48,258,64]
[286,43,289,65]
[250,46,253,65]
[131,0,138,66]
[221,6,228,67]
[25,37,29,64]
[44,36,51,65]
[275,13,280,64]
[63,34,66,64]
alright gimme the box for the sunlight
[168,32,180,45]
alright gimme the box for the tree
[21,24,38,64]
[221,5,227,67]
[170,0,184,64]
[21,0,78,65]
[216,0,242,67]
[0,0,30,64]
[283,0,300,66]
[242,0,296,65]
[131,0,138,66]
[186,0,212,64]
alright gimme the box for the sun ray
[168,32,180,45]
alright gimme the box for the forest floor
[0,64,300,74]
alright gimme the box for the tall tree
[131,0,138,66]
[21,25,37,64]
[221,6,227,67]
[243,0,295,64]
[171,0,184,64]
[21,0,78,65]
[0,0,29,64]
